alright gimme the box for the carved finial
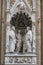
[17,1,25,11]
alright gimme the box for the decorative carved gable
[10,0,32,18]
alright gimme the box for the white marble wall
[6,0,11,52]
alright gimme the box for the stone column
[6,0,11,53]
[32,0,36,10]
[6,25,10,52]
[32,25,36,53]
[36,0,41,65]
[31,1,36,64]
[41,0,43,65]
[6,0,10,10]
[31,0,36,53]
[32,57,36,64]
[0,0,2,64]
[1,0,6,65]
[31,0,36,22]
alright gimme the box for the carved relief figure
[9,26,16,52]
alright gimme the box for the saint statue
[16,30,22,53]
[9,26,16,52]
[24,27,32,53]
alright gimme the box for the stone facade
[41,0,43,65]
[0,0,41,65]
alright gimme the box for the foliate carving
[5,57,32,63]
[10,12,32,29]
[5,56,36,64]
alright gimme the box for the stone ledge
[5,64,37,65]
[5,53,36,57]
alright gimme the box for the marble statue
[9,26,16,52]
[24,27,32,53]
[16,30,22,53]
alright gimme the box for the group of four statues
[9,26,32,53]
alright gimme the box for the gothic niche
[10,12,32,53]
